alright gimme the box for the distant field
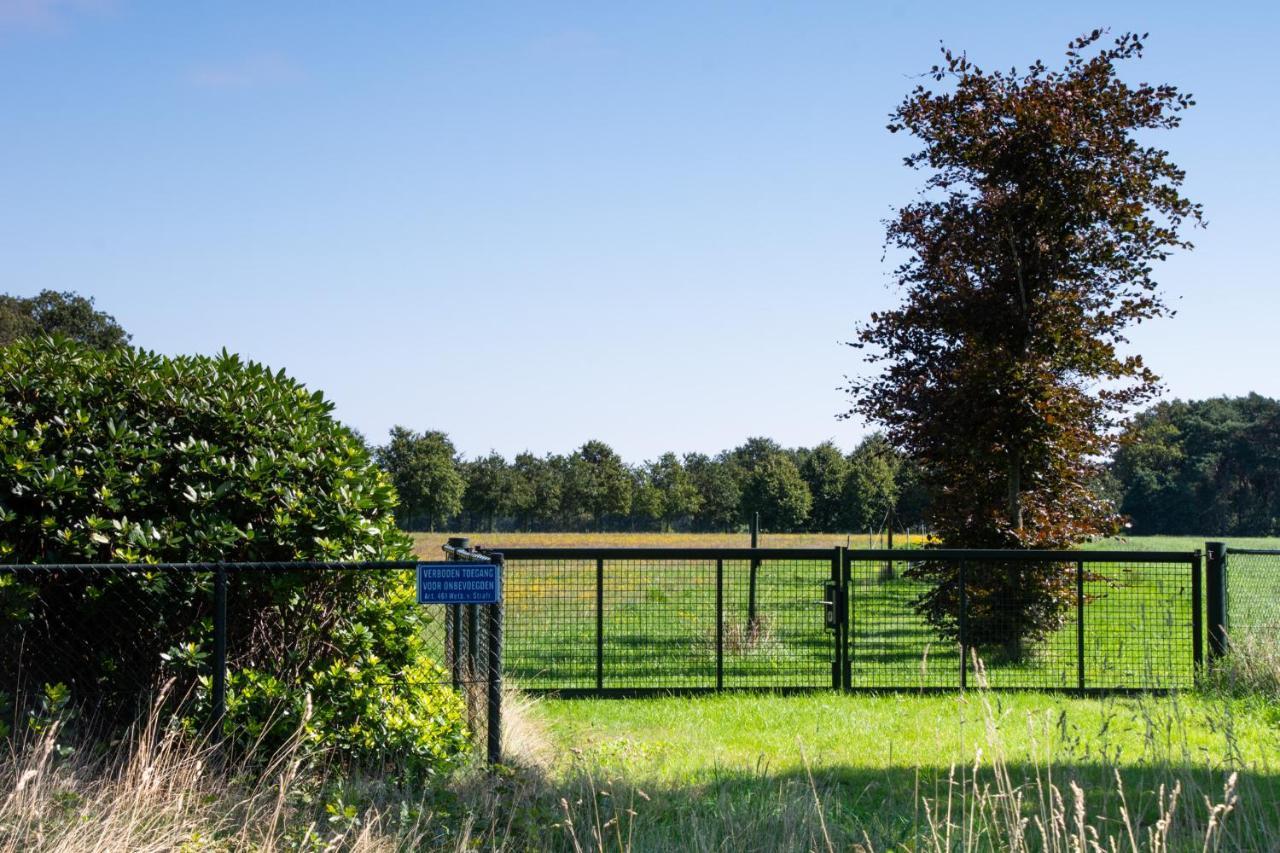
[412,531,1280,558]
[413,530,923,555]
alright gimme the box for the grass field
[415,533,1280,693]
[11,676,1279,850]
[519,681,1280,845]
[526,686,1280,849]
[412,530,1280,555]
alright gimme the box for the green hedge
[0,337,467,777]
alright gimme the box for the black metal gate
[842,549,1202,692]
[492,545,1204,695]
[492,547,841,695]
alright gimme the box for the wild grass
[1206,630,1280,705]
[542,655,1280,850]
[7,657,1280,850]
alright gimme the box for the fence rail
[487,546,1203,695]
[9,543,1261,739]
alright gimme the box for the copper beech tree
[847,31,1202,652]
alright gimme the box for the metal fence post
[958,559,968,690]
[883,524,895,580]
[832,546,844,690]
[747,513,760,629]
[1076,560,1085,696]
[1191,551,1204,681]
[466,603,479,678]
[715,558,724,690]
[447,538,469,689]
[486,553,504,765]
[596,557,605,693]
[843,548,853,689]
[1206,542,1227,661]
[212,565,227,737]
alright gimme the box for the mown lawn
[533,690,1280,846]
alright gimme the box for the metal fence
[489,546,1203,694]
[0,552,502,764]
[1219,545,1280,643]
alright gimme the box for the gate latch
[818,581,839,630]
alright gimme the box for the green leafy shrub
[0,337,468,777]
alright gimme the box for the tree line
[1112,394,1280,536]
[374,430,928,534]
[377,392,1280,536]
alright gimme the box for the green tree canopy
[842,435,901,533]
[563,440,632,529]
[630,466,665,530]
[461,451,512,532]
[686,453,741,532]
[1114,395,1280,535]
[509,451,563,529]
[800,442,850,532]
[741,453,812,531]
[728,436,784,474]
[647,452,701,530]
[0,290,130,349]
[375,427,464,531]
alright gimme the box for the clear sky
[2,1,1276,461]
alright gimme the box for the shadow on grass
[508,758,1280,851]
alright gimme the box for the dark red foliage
[846,31,1202,648]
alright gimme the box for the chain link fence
[0,553,502,764]
[1224,548,1280,640]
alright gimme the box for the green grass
[501,536,1280,692]
[1085,534,1280,552]
[535,689,1280,846]
[1091,535,1280,635]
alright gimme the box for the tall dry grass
[4,659,1278,851]
[1207,630,1280,702]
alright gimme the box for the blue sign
[416,562,502,605]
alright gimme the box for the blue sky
[2,1,1276,461]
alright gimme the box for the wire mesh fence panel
[501,558,597,690]
[962,559,1079,690]
[1226,551,1280,638]
[498,549,837,692]
[721,557,834,688]
[209,566,494,764]
[847,556,961,688]
[1081,559,1196,690]
[440,602,495,758]
[847,552,1197,690]
[602,559,717,689]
